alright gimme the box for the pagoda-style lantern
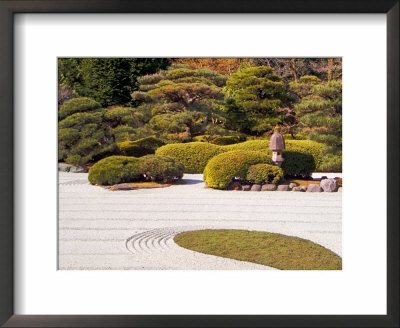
[269,126,285,167]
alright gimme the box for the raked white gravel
[59,172,342,270]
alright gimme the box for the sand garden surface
[59,172,342,270]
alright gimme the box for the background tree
[223,66,291,135]
[58,58,170,107]
[172,58,250,76]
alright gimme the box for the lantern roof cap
[269,126,285,151]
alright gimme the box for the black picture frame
[0,1,398,327]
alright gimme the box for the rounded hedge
[210,136,243,145]
[246,164,283,185]
[88,156,142,185]
[117,136,165,157]
[204,150,273,189]
[281,151,315,177]
[58,97,102,120]
[139,155,184,183]
[155,142,224,174]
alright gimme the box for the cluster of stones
[228,178,341,193]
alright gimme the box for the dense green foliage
[59,58,342,173]
[131,65,227,141]
[118,136,165,157]
[203,150,273,189]
[88,156,142,185]
[88,155,184,185]
[139,155,184,183]
[155,142,224,173]
[58,110,115,166]
[223,66,290,135]
[58,58,170,106]
[246,164,283,184]
[58,97,102,120]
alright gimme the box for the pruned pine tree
[131,66,227,141]
[222,66,291,135]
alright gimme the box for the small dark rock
[250,184,262,191]
[242,185,251,191]
[261,184,276,191]
[320,176,328,180]
[307,184,323,192]
[277,185,291,191]
[300,186,307,192]
[69,165,88,173]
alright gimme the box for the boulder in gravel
[277,185,291,191]
[320,176,328,180]
[292,186,302,192]
[242,185,251,191]
[261,184,276,191]
[307,184,323,192]
[289,182,298,189]
[300,185,307,192]
[58,163,73,172]
[227,181,242,190]
[69,165,88,173]
[320,178,338,192]
[250,184,262,191]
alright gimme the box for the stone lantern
[269,126,285,167]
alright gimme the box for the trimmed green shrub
[117,136,165,157]
[139,155,184,183]
[281,151,315,177]
[88,156,142,185]
[204,151,273,189]
[210,136,243,145]
[317,153,342,172]
[58,97,102,120]
[155,142,225,173]
[224,139,325,170]
[246,164,283,185]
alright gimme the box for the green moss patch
[174,229,342,270]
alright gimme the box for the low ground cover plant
[88,155,184,185]
[203,150,273,189]
[174,229,342,270]
[246,164,284,185]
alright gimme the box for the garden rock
[250,184,262,191]
[69,165,88,173]
[111,184,137,191]
[338,187,342,192]
[58,163,73,172]
[242,185,251,191]
[227,181,242,191]
[289,182,298,189]
[307,184,323,192]
[292,186,302,192]
[320,178,338,192]
[277,185,291,191]
[261,184,276,191]
[300,186,307,192]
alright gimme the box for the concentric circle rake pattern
[125,226,208,254]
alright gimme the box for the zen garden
[58,58,342,270]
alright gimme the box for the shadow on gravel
[182,178,204,185]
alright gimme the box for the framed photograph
[1,1,398,327]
